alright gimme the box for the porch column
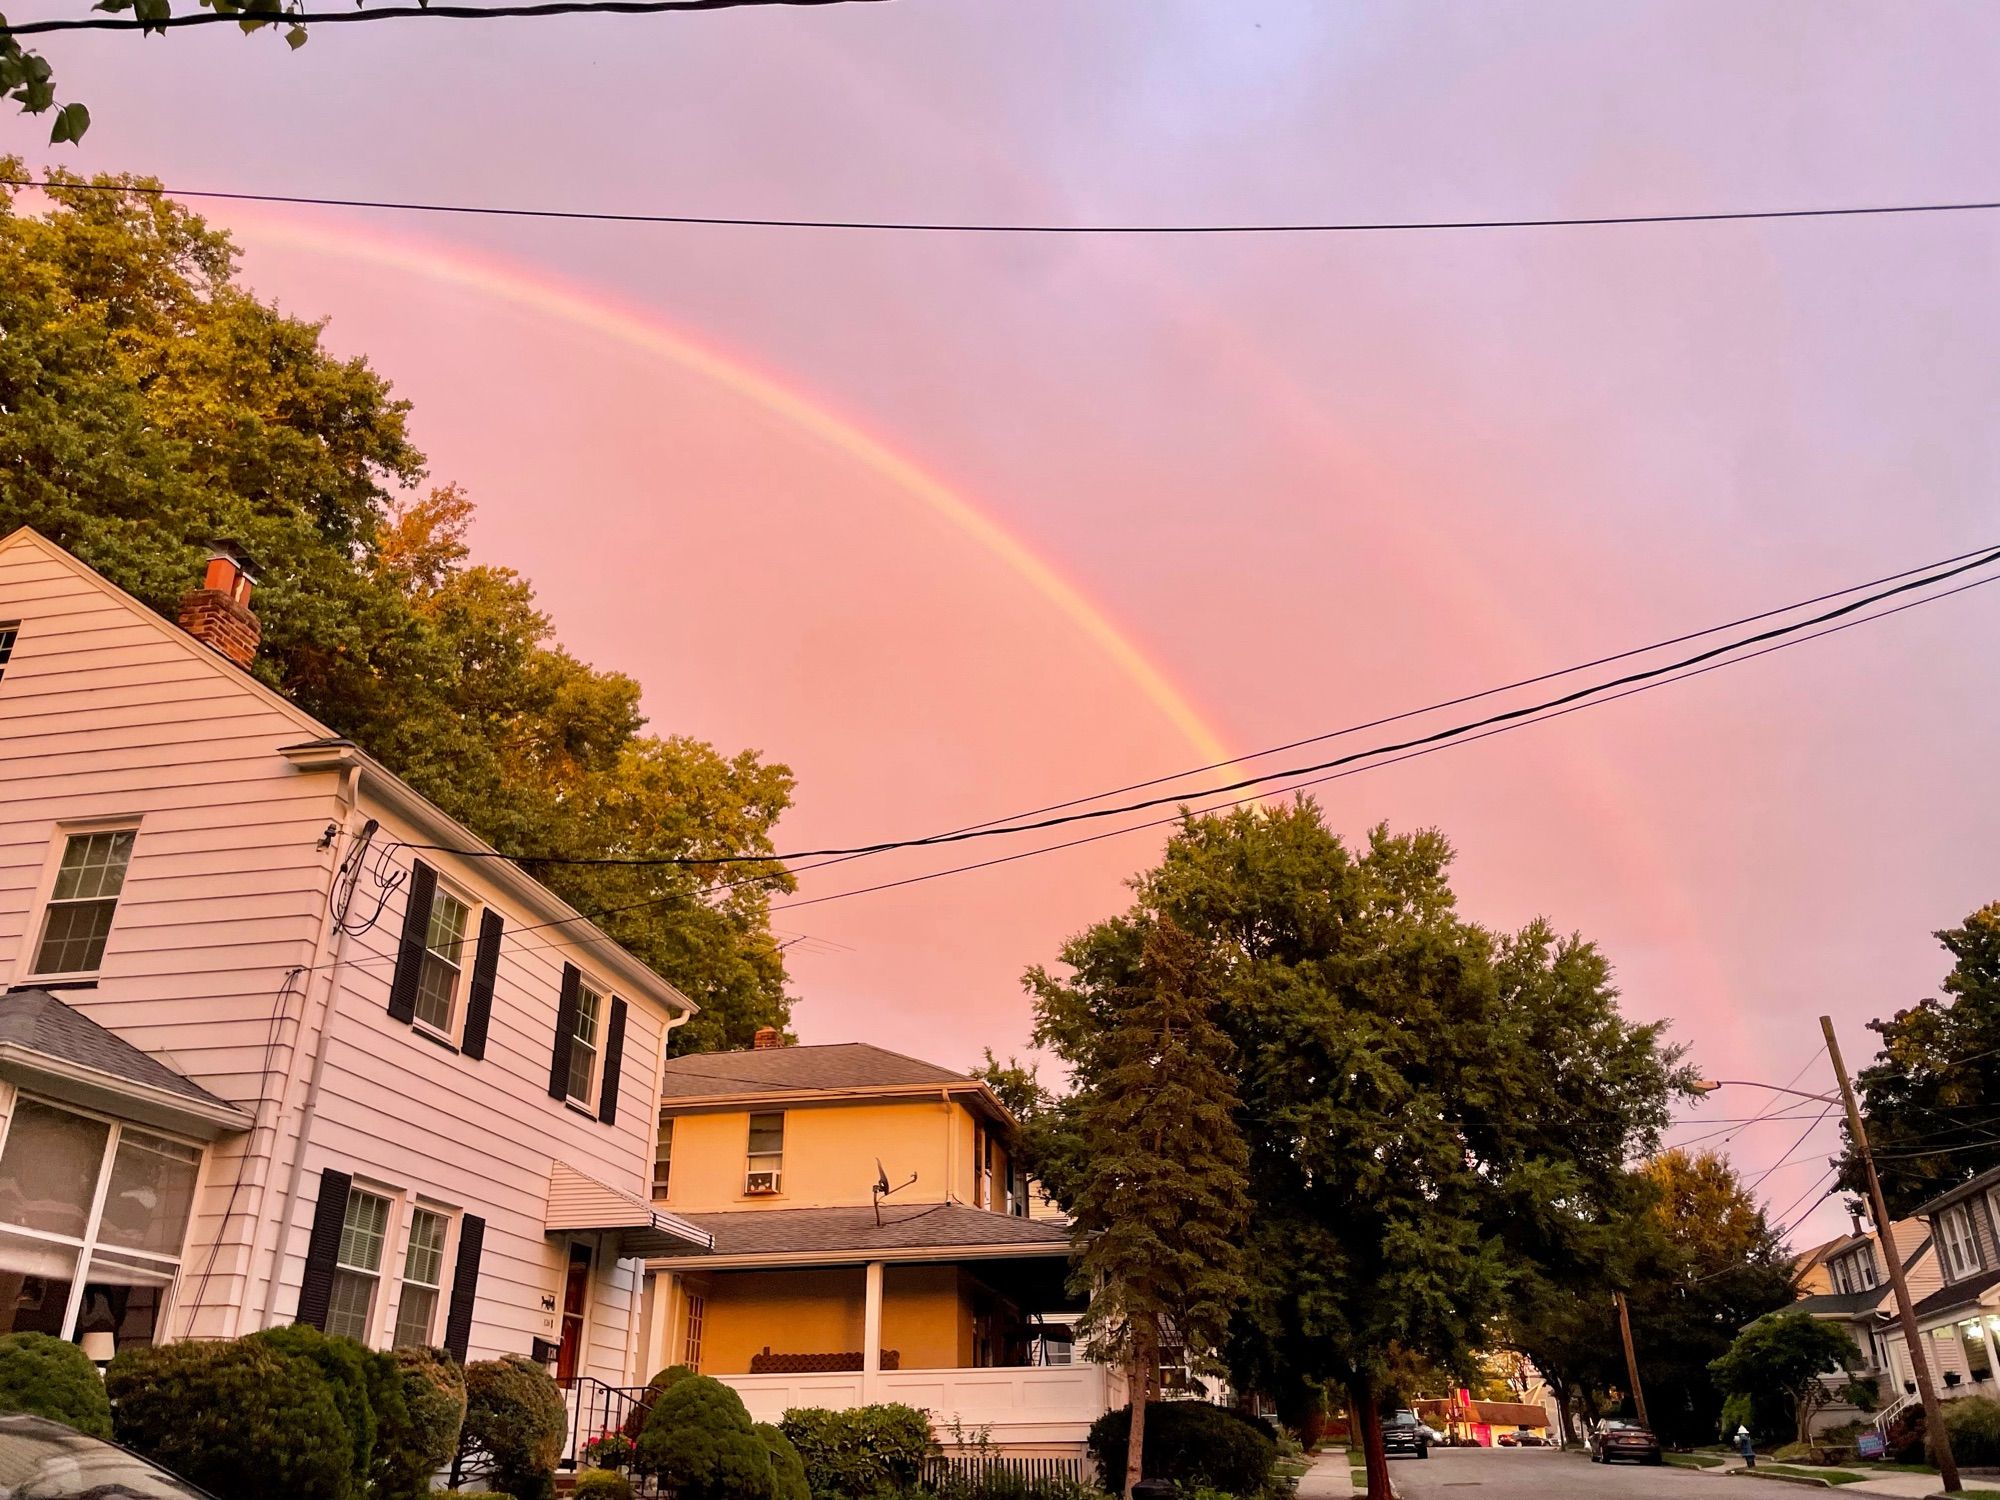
[862,1261,885,1402]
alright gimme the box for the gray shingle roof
[1793,1289,1888,1318]
[660,1043,976,1101]
[667,1203,1071,1259]
[1912,1266,2000,1322]
[0,988,234,1112]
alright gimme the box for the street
[1379,1446,1718,1498]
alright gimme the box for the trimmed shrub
[107,1338,353,1500]
[1087,1401,1276,1496]
[756,1421,810,1500]
[638,1374,775,1500]
[624,1363,698,1439]
[574,1468,636,1500]
[0,1331,111,1439]
[249,1324,379,1494]
[779,1404,935,1500]
[374,1346,467,1500]
[460,1355,567,1500]
[1946,1396,2000,1466]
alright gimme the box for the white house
[0,527,710,1403]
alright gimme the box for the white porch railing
[718,1364,1113,1456]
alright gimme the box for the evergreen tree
[1034,917,1251,1499]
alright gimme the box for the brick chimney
[753,1026,783,1050]
[178,542,261,668]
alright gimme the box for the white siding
[0,531,686,1380]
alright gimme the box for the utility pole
[1613,1291,1650,1430]
[1821,1015,1959,1494]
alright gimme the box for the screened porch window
[0,1097,198,1353]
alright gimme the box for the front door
[556,1241,592,1382]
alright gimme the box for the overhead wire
[404,544,2000,870]
[6,174,2000,237]
[0,0,886,34]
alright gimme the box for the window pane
[413,952,459,1032]
[0,1225,80,1337]
[653,1117,673,1198]
[403,1210,448,1289]
[567,1040,597,1104]
[97,1131,200,1257]
[33,899,118,975]
[392,1284,438,1349]
[574,987,602,1044]
[425,893,469,960]
[339,1191,391,1273]
[325,1268,376,1342]
[0,1099,109,1238]
[78,1249,176,1354]
[50,831,136,902]
[748,1114,784,1155]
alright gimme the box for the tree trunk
[1123,1324,1156,1500]
[1552,1382,1575,1451]
[1351,1375,1392,1500]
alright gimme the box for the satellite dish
[875,1158,891,1196]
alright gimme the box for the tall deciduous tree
[1031,917,1251,1499]
[1711,1309,1869,1449]
[0,168,796,1050]
[1840,904,2000,1215]
[1030,803,1682,1500]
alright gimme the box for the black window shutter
[295,1168,353,1330]
[597,998,629,1124]
[548,964,581,1100]
[459,909,504,1060]
[443,1213,485,1362]
[387,861,437,1024]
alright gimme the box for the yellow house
[636,1036,1110,1455]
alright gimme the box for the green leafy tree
[1840,904,2000,1215]
[1033,803,1682,1500]
[0,169,797,1051]
[1710,1309,1868,1449]
[1029,916,1252,1498]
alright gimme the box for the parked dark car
[1589,1420,1663,1465]
[1382,1410,1431,1459]
[0,1412,216,1498]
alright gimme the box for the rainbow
[225,210,1235,772]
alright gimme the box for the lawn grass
[1739,1463,1867,1486]
[1944,1492,2000,1499]
[1350,1469,1366,1490]
[1666,1453,1725,1469]
[1273,1458,1312,1479]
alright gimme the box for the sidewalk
[1299,1450,1387,1500]
[1688,1457,1956,1497]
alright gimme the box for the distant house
[0,530,704,1418]
[636,1035,1105,1455]
[1414,1396,1553,1446]
[1787,1219,1936,1432]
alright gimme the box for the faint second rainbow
[227,210,1234,773]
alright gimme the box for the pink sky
[16,0,2000,1248]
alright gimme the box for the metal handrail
[558,1374,653,1470]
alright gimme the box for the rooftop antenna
[872,1157,918,1226]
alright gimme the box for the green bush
[0,1331,111,1439]
[638,1374,774,1500]
[756,1422,810,1500]
[374,1346,467,1500]
[778,1404,935,1500]
[574,1468,636,1500]
[624,1362,698,1439]
[1087,1402,1276,1496]
[108,1338,354,1500]
[459,1355,567,1500]
[1946,1396,2000,1466]
[249,1324,379,1493]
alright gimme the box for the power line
[0,0,885,35]
[7,174,2000,237]
[410,545,2000,870]
[771,569,2000,910]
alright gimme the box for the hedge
[1087,1402,1276,1496]
[248,1325,379,1494]
[0,1331,112,1439]
[778,1403,934,1500]
[756,1421,810,1500]
[376,1346,468,1500]
[639,1374,774,1500]
[460,1356,568,1500]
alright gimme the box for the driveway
[1380,1445,1719,1497]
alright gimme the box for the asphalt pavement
[1374,1446,1720,1498]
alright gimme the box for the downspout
[625,1005,695,1383]
[252,763,371,1327]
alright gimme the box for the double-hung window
[33,829,137,976]
[392,1207,451,1348]
[1940,1204,1983,1281]
[326,1189,393,1342]
[0,622,17,684]
[566,981,603,1106]
[413,889,471,1035]
[653,1116,674,1199]
[745,1113,784,1194]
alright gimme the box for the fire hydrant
[1736,1425,1756,1469]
